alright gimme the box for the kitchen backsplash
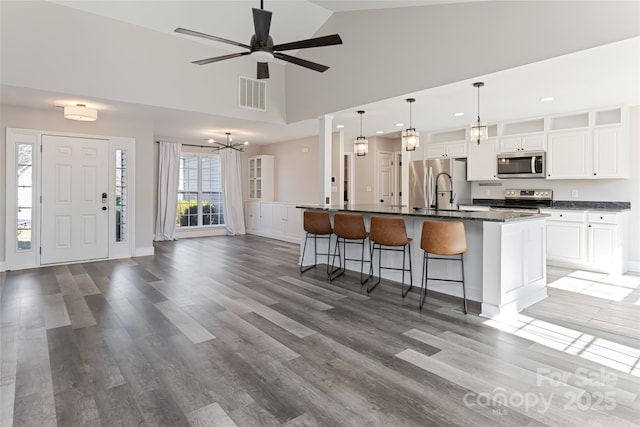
[471,178,633,202]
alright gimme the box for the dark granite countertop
[470,199,630,212]
[296,203,546,223]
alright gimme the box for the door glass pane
[16,143,33,251]
[115,149,127,242]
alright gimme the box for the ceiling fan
[175,0,343,79]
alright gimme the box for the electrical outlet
[571,189,579,198]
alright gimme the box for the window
[115,149,127,242]
[177,154,224,227]
[16,143,33,251]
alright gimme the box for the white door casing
[378,151,393,205]
[41,135,109,264]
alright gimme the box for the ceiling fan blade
[273,34,342,52]
[175,27,250,50]
[192,52,250,65]
[257,62,270,79]
[274,53,329,73]
[252,8,272,46]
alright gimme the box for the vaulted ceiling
[1,1,638,144]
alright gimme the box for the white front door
[378,151,393,205]
[41,135,109,264]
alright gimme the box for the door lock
[102,206,107,211]
[102,192,108,203]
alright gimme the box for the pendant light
[354,110,368,156]
[401,98,419,151]
[470,82,488,144]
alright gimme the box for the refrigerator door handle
[427,166,434,208]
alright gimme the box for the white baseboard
[0,261,5,273]
[134,247,155,257]
[629,260,640,273]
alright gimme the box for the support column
[318,115,333,205]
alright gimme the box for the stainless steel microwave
[497,152,545,178]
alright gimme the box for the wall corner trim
[134,247,155,257]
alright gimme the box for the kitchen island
[297,204,548,317]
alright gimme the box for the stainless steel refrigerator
[409,158,470,210]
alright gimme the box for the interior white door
[378,151,393,205]
[41,135,109,264]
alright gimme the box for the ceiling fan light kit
[176,0,342,80]
[470,81,489,144]
[401,98,419,151]
[354,110,368,156]
[64,104,98,121]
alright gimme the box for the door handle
[102,206,107,211]
[102,192,108,203]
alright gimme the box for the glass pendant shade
[402,128,420,151]
[354,110,368,156]
[470,82,487,144]
[354,137,368,156]
[470,121,488,143]
[402,98,419,151]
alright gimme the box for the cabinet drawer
[540,210,585,222]
[587,212,619,224]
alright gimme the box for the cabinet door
[499,137,522,153]
[593,127,624,178]
[446,141,467,158]
[245,202,260,231]
[467,139,498,181]
[521,134,545,152]
[547,131,590,179]
[426,143,447,159]
[588,223,616,265]
[284,205,302,241]
[546,221,585,263]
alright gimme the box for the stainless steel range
[490,189,553,213]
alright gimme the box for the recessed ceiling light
[540,97,554,102]
[207,138,215,143]
[395,123,404,127]
[244,141,249,145]
[454,112,465,117]
[376,130,384,134]
[336,124,344,129]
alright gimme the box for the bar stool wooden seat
[300,211,338,277]
[420,220,468,313]
[329,213,370,284]
[367,216,412,296]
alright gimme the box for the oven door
[497,152,545,178]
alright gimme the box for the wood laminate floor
[1,235,639,426]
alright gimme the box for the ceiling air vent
[238,76,266,111]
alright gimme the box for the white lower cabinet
[244,201,302,244]
[467,139,498,181]
[540,209,629,274]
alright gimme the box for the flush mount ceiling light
[401,98,419,151]
[63,104,97,121]
[470,82,488,145]
[540,97,554,102]
[354,110,368,157]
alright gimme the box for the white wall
[0,104,155,263]
[285,1,640,123]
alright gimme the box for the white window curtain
[220,148,246,235]
[155,142,181,241]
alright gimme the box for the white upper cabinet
[467,139,498,181]
[499,118,546,153]
[426,128,467,159]
[248,155,274,201]
[546,107,628,180]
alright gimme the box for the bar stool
[367,216,412,296]
[420,220,468,313]
[300,211,338,277]
[329,213,370,284]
